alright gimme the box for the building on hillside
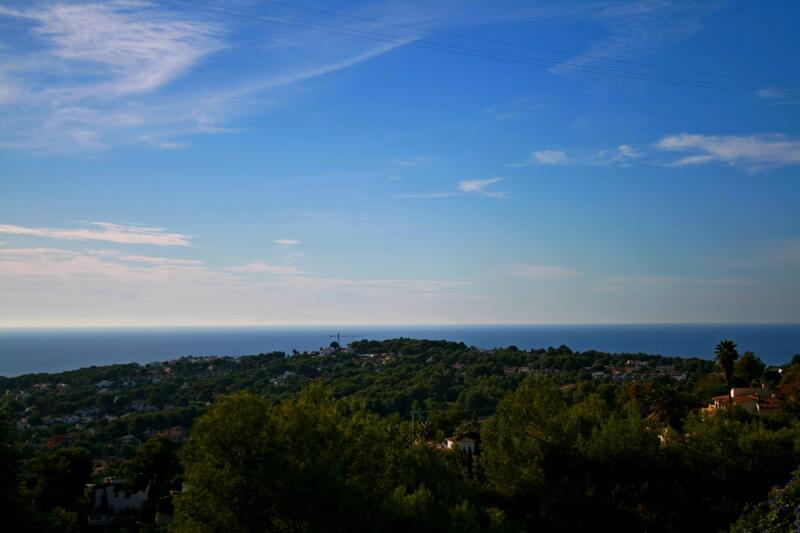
[704,387,779,417]
[88,478,149,513]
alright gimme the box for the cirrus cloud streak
[0,222,192,246]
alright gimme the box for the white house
[704,387,779,417]
[90,478,149,512]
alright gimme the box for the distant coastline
[1,323,798,377]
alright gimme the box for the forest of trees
[1,338,799,531]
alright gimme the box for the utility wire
[164,0,800,97]
[255,0,800,89]
[169,0,793,94]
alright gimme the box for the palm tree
[715,339,739,405]
[715,339,739,384]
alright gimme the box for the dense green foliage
[1,338,798,531]
[169,379,799,532]
[732,466,800,532]
[484,382,799,531]
[174,387,476,532]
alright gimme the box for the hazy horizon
[3,321,800,330]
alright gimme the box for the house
[704,387,779,417]
[755,396,780,416]
[96,380,114,389]
[89,478,149,513]
[445,435,476,454]
[731,387,762,398]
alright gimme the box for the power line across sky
[255,0,800,89]
[164,0,800,97]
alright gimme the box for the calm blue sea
[0,324,798,377]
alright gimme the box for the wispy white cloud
[458,177,504,197]
[655,133,800,170]
[398,177,505,199]
[0,246,471,292]
[0,0,421,153]
[0,80,21,105]
[28,2,222,99]
[532,150,567,165]
[0,0,224,152]
[757,87,797,103]
[0,242,791,325]
[388,156,432,167]
[227,260,300,275]
[505,263,582,281]
[592,143,644,165]
[394,192,455,199]
[0,246,216,282]
[521,133,800,172]
[0,222,192,246]
[758,87,783,100]
[611,144,636,158]
[596,274,755,291]
[209,37,415,105]
[552,1,720,77]
[344,278,471,292]
[0,1,602,154]
[516,144,641,167]
[273,239,300,246]
[88,250,203,267]
[0,245,474,325]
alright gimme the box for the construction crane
[329,332,362,346]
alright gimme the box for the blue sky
[1,0,799,326]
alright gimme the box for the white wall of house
[93,482,149,512]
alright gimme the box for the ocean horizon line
[2,322,800,331]
[1,323,798,376]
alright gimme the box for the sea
[0,324,798,377]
